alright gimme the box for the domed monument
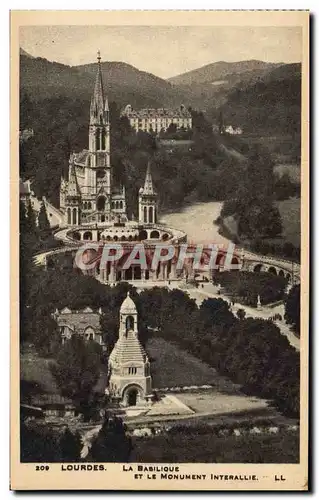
[108,293,152,407]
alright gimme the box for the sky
[20,25,302,79]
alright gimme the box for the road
[172,281,300,351]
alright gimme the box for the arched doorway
[83,231,92,241]
[123,385,143,407]
[254,264,263,272]
[128,388,138,406]
[150,230,159,239]
[134,266,141,280]
[268,266,277,275]
[97,196,106,211]
[124,267,133,280]
[216,253,225,268]
[279,270,285,277]
[139,230,148,241]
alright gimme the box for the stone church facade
[108,293,152,407]
[60,52,128,226]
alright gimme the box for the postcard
[11,10,309,491]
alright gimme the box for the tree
[89,413,132,462]
[38,201,50,232]
[60,427,82,462]
[285,284,300,334]
[50,336,102,417]
[200,298,235,328]
[25,199,37,234]
[19,200,27,234]
[20,422,61,462]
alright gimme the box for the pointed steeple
[90,50,108,126]
[67,157,81,198]
[143,162,155,195]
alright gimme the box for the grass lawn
[20,348,107,396]
[177,391,268,415]
[131,431,299,463]
[147,337,241,393]
[276,197,301,247]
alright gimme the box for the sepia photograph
[11,10,309,491]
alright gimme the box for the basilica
[59,51,157,228]
[55,53,189,284]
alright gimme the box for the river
[160,201,231,247]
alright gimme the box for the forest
[20,92,299,229]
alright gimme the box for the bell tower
[89,51,111,195]
[138,162,157,225]
[108,293,152,407]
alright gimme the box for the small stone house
[53,307,106,349]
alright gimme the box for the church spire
[90,50,108,126]
[67,156,81,198]
[143,162,155,195]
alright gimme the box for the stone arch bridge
[34,240,300,285]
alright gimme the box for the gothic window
[144,206,147,223]
[67,207,71,225]
[72,208,77,225]
[97,196,106,211]
[126,315,134,331]
[128,367,137,375]
[111,201,115,209]
[119,200,123,209]
[101,130,106,150]
[88,202,92,210]
[95,129,101,151]
[149,206,153,224]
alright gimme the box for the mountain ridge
[19,53,189,109]
[168,60,285,86]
